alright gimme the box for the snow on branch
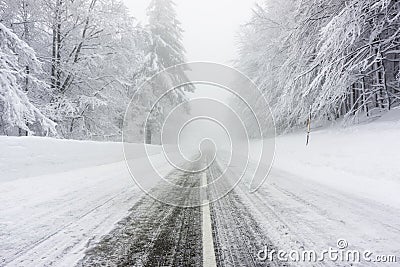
[0,22,56,136]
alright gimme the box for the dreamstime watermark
[122,62,276,207]
[257,239,397,264]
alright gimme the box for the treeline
[237,0,400,131]
[0,0,189,141]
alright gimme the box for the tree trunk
[56,14,62,90]
[145,124,152,145]
[59,0,98,94]
[361,77,369,117]
[51,0,62,91]
[381,56,390,110]
[20,0,30,136]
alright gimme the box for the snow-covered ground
[1,110,399,266]
[273,110,400,208]
[241,110,400,265]
[0,138,173,266]
[0,137,161,182]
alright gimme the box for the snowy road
[78,163,204,266]
[77,158,399,267]
[231,167,400,267]
[1,128,400,266]
[77,160,284,267]
[0,145,173,267]
[2,158,399,266]
[0,161,144,266]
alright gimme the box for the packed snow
[0,138,173,266]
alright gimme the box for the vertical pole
[306,106,312,146]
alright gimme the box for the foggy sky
[123,0,257,65]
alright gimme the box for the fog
[123,0,257,64]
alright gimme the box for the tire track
[78,167,203,267]
[207,163,285,267]
[4,186,136,266]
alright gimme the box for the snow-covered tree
[236,0,400,133]
[0,0,163,140]
[0,22,56,135]
[44,0,151,140]
[142,0,193,143]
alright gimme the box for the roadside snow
[0,137,161,182]
[272,110,400,208]
[0,137,172,266]
[235,109,400,265]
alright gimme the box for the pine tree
[147,0,187,69]
[144,0,194,143]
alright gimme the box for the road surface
[77,161,284,267]
[2,159,399,266]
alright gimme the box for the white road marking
[201,171,217,267]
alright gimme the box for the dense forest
[0,0,189,140]
[2,0,400,140]
[237,0,400,132]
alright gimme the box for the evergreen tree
[147,0,189,71]
[144,0,194,143]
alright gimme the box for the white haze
[123,0,258,65]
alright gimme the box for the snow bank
[265,109,400,208]
[0,136,160,182]
[0,137,171,266]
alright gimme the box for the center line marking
[201,171,217,267]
